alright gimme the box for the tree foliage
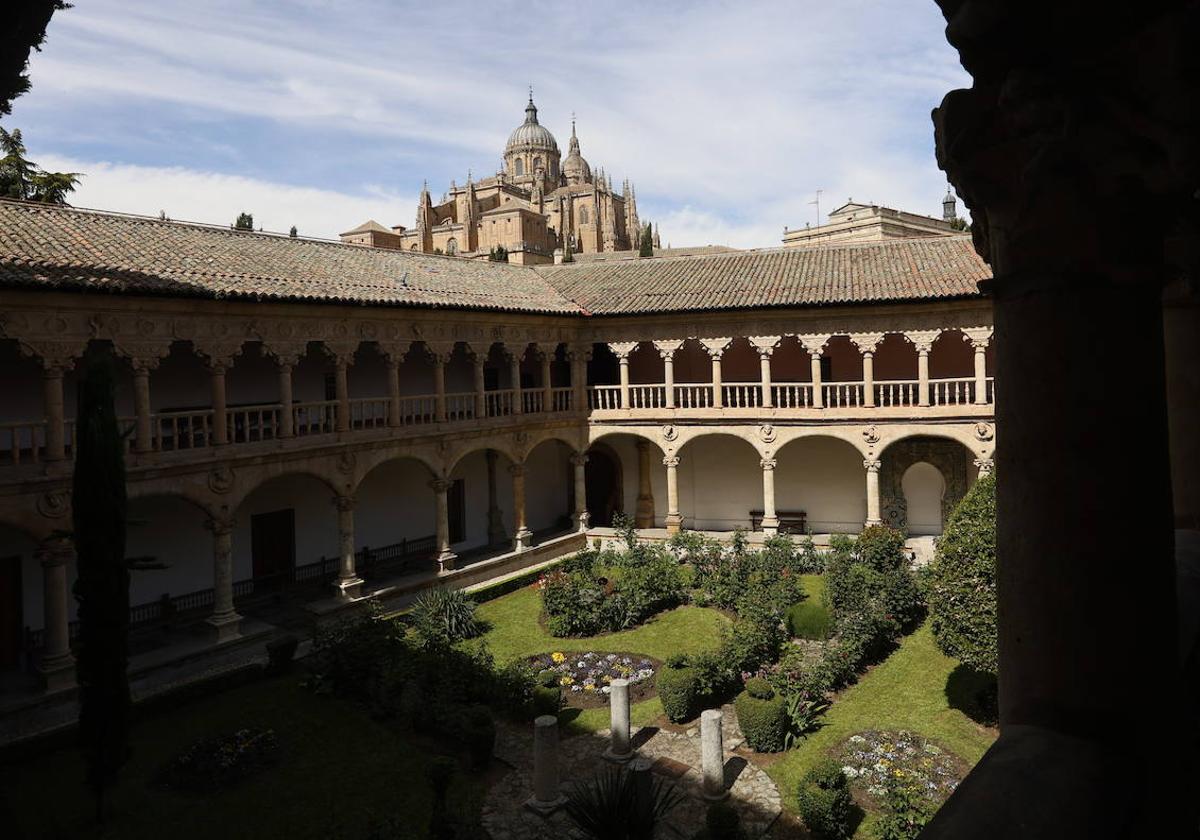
[72,348,131,822]
[0,1,69,116]
[0,127,81,204]
[562,238,574,263]
[234,212,254,231]
[288,225,297,238]
[927,471,997,674]
[638,222,654,257]
[488,244,509,262]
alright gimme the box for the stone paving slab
[484,704,782,840]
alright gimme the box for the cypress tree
[72,348,130,823]
[562,238,574,263]
[234,212,253,231]
[639,222,654,257]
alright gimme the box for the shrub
[703,801,744,839]
[308,603,403,698]
[796,759,853,840]
[447,703,496,769]
[721,616,785,676]
[927,472,997,674]
[657,661,701,723]
[786,600,831,640]
[734,681,787,752]
[783,692,831,748]
[411,588,480,647]
[532,685,562,717]
[666,528,706,562]
[797,535,826,573]
[265,633,299,674]
[877,774,933,840]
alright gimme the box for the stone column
[209,361,229,445]
[851,333,883,408]
[908,331,939,408]
[701,708,728,800]
[760,458,779,534]
[36,539,75,690]
[571,452,590,531]
[750,336,780,408]
[801,335,829,409]
[653,339,683,409]
[472,352,487,419]
[608,342,636,408]
[700,338,731,408]
[974,458,994,477]
[432,352,448,422]
[486,449,507,547]
[540,349,553,412]
[526,715,567,814]
[568,344,591,413]
[510,463,532,551]
[508,347,524,415]
[334,357,351,432]
[126,360,155,454]
[385,356,401,428]
[864,459,882,527]
[277,359,296,438]
[663,455,682,534]
[634,439,656,527]
[333,495,364,599]
[964,328,992,405]
[604,678,633,762]
[204,514,242,642]
[431,478,458,571]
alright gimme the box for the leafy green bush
[877,774,933,840]
[734,681,787,752]
[308,602,403,698]
[443,703,495,769]
[796,759,853,840]
[657,661,702,723]
[797,535,826,573]
[927,471,997,674]
[783,692,831,748]
[411,588,481,648]
[666,528,707,562]
[721,616,786,675]
[786,600,831,640]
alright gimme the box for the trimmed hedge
[786,600,831,640]
[657,662,701,723]
[927,471,997,674]
[733,681,787,752]
[796,759,853,840]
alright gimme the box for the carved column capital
[760,458,777,471]
[962,327,993,349]
[849,332,886,355]
[864,459,882,473]
[429,477,453,493]
[608,341,638,361]
[507,463,526,478]
[974,458,994,476]
[748,336,781,357]
[265,340,308,368]
[204,513,235,537]
[662,456,680,468]
[652,339,684,360]
[698,337,731,358]
[333,494,356,513]
[566,343,594,363]
[424,340,457,364]
[570,453,589,467]
[906,330,941,354]
[377,341,411,366]
[322,340,359,365]
[19,339,86,372]
[194,340,245,371]
[34,536,74,568]
[799,334,830,356]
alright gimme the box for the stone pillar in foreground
[526,715,567,814]
[333,495,364,599]
[663,455,682,534]
[571,452,590,531]
[36,538,75,691]
[701,708,728,800]
[864,459,882,527]
[431,478,457,572]
[604,678,633,762]
[204,514,242,643]
[760,458,779,534]
[510,463,532,551]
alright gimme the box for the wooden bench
[749,509,807,534]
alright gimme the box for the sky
[8,0,969,249]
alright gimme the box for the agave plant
[564,766,684,840]
[784,692,832,748]
[411,588,480,647]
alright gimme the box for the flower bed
[155,727,279,794]
[527,651,658,708]
[835,730,964,805]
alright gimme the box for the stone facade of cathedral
[342,97,642,265]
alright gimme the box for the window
[534,156,542,171]
[449,479,466,544]
[446,237,458,255]
[580,207,589,224]
[515,159,524,176]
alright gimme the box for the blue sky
[9,0,969,248]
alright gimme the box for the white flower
[849,735,866,744]
[841,766,858,779]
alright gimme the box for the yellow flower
[551,652,565,663]
[602,675,612,683]
[584,684,595,691]
[560,676,574,686]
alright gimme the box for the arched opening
[587,342,619,386]
[901,462,946,536]
[584,441,624,527]
[355,456,439,572]
[126,494,212,607]
[524,438,576,536]
[775,435,868,534]
[235,473,337,591]
[677,433,761,531]
[515,159,524,176]
[449,447,515,552]
[445,238,458,256]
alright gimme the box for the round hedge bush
[733,682,787,752]
[796,759,853,840]
[927,471,997,674]
[657,662,700,723]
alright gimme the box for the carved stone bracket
[905,330,941,354]
[424,340,457,364]
[799,334,831,356]
[194,340,246,370]
[698,337,732,358]
[748,335,782,356]
[264,340,310,367]
[18,339,88,371]
[848,332,886,354]
[608,341,638,360]
[652,339,685,359]
[961,327,993,349]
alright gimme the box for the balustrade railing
[874,380,922,407]
[486,389,514,417]
[628,384,667,409]
[445,392,475,422]
[0,421,45,465]
[588,385,622,410]
[156,408,216,450]
[349,397,389,430]
[550,387,573,412]
[396,394,436,425]
[523,391,544,414]
[986,377,995,403]
[293,400,337,436]
[822,382,865,408]
[772,383,813,408]
[929,377,975,406]
[722,383,761,408]
[228,403,282,443]
[674,383,713,408]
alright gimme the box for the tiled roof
[537,237,989,315]
[0,201,991,317]
[0,201,581,314]
[570,245,738,264]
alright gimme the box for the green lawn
[767,622,997,835]
[0,674,480,840]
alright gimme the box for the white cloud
[39,156,411,240]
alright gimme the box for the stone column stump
[603,678,633,762]
[526,714,568,815]
[700,708,728,801]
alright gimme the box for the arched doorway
[901,462,947,536]
[585,443,623,526]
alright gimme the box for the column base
[205,610,243,644]
[602,746,634,764]
[37,654,75,692]
[665,514,683,535]
[513,528,533,552]
[635,496,655,529]
[760,516,779,535]
[333,576,365,600]
[572,512,591,533]
[702,785,731,802]
[524,793,568,816]
[865,518,883,528]
[437,550,458,573]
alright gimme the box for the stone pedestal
[701,708,728,800]
[603,678,633,762]
[526,714,567,815]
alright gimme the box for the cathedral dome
[506,96,559,154]
[562,119,591,185]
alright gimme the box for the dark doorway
[588,343,619,386]
[449,479,466,544]
[585,446,623,526]
[0,556,21,669]
[251,509,295,585]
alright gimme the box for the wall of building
[775,437,868,533]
